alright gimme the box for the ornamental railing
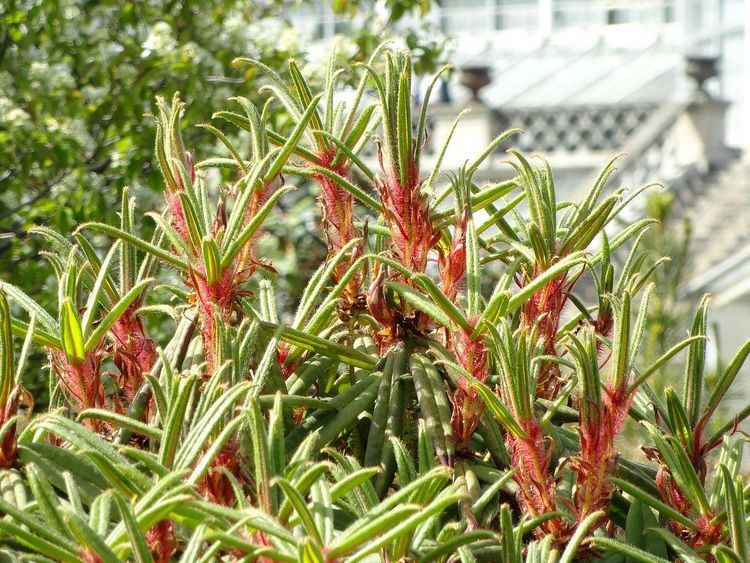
[501,103,661,154]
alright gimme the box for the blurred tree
[640,191,694,385]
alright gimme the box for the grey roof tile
[671,155,750,276]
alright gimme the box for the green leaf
[348,490,466,562]
[176,190,206,250]
[628,336,705,394]
[0,282,59,333]
[410,273,472,331]
[420,530,495,563]
[111,492,154,563]
[0,291,13,402]
[473,288,511,337]
[326,504,421,558]
[63,508,121,563]
[197,122,248,174]
[422,356,454,465]
[337,104,377,168]
[266,94,324,180]
[259,321,377,369]
[158,375,198,469]
[278,462,331,523]
[233,58,305,122]
[330,467,381,503]
[470,378,526,439]
[466,179,518,217]
[411,354,453,466]
[712,546,745,563]
[83,450,151,496]
[18,443,108,502]
[0,519,79,562]
[146,211,194,260]
[396,64,413,188]
[244,399,272,512]
[559,509,605,563]
[303,165,382,211]
[560,195,618,255]
[224,97,266,159]
[85,278,153,352]
[78,222,188,271]
[201,236,221,285]
[588,537,671,563]
[720,465,748,559]
[314,375,380,449]
[611,291,632,389]
[77,409,162,441]
[467,129,519,176]
[80,241,120,339]
[506,253,587,314]
[364,351,396,469]
[499,503,521,561]
[175,382,252,470]
[611,477,697,531]
[186,414,245,487]
[424,109,471,193]
[311,129,374,180]
[259,128,320,165]
[645,528,703,563]
[588,219,658,267]
[299,536,325,563]
[415,63,451,170]
[385,281,453,330]
[25,463,68,538]
[507,150,554,248]
[665,388,693,452]
[645,430,710,515]
[268,392,286,494]
[471,469,515,515]
[374,366,404,495]
[274,477,323,545]
[60,298,85,364]
[683,294,710,426]
[571,154,621,226]
[249,328,283,400]
[625,501,668,560]
[0,496,78,554]
[292,238,361,331]
[466,217,481,317]
[220,186,295,269]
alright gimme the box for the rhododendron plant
[0,48,748,562]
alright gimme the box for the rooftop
[456,35,684,108]
[676,154,750,302]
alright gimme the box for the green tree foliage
[640,191,693,373]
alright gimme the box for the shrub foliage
[1,48,749,562]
